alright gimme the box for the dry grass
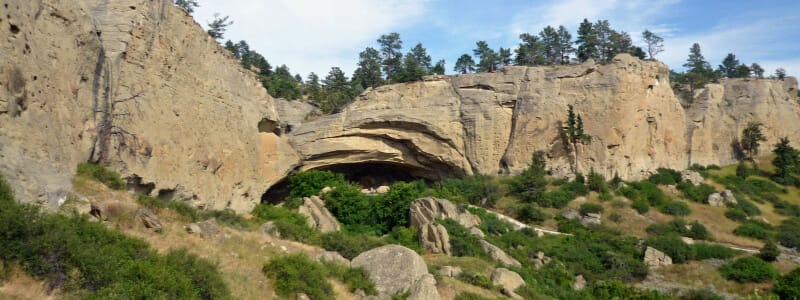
[437,277,505,300]
[0,269,60,300]
[640,261,773,297]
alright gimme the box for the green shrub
[646,234,692,263]
[648,168,682,185]
[769,197,800,217]
[435,175,502,207]
[632,199,650,214]
[510,153,548,204]
[734,198,761,216]
[677,181,717,203]
[325,180,426,234]
[724,208,748,222]
[469,207,513,236]
[777,217,800,248]
[516,203,549,224]
[320,232,385,260]
[262,254,334,300]
[587,168,608,193]
[718,256,778,283]
[773,267,800,300]
[598,192,613,201]
[453,292,499,300]
[76,163,126,190]
[252,204,320,244]
[589,280,671,300]
[630,181,668,206]
[322,261,377,296]
[759,241,780,262]
[659,201,691,216]
[690,244,739,260]
[680,289,724,300]
[384,226,422,252]
[456,272,496,290]
[579,203,603,215]
[733,220,774,241]
[609,212,622,223]
[288,170,346,198]
[647,219,710,240]
[440,219,484,257]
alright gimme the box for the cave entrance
[260,162,434,204]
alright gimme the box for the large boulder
[407,274,440,300]
[721,189,737,205]
[644,247,672,267]
[186,218,221,239]
[491,268,525,293]
[681,170,705,185]
[297,196,340,233]
[409,197,480,229]
[479,240,521,267]
[419,223,451,255]
[351,245,434,298]
[708,193,725,207]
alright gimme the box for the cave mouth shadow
[260,162,439,204]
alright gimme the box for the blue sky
[193,0,800,79]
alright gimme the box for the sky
[192,0,800,80]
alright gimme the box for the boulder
[501,288,524,300]
[407,274,440,300]
[296,293,310,300]
[315,251,349,265]
[562,209,581,220]
[409,198,481,229]
[419,223,451,255]
[721,190,737,205]
[187,218,221,239]
[351,245,430,298]
[582,212,602,226]
[479,240,521,267]
[681,170,705,185]
[438,266,463,278]
[375,185,391,194]
[259,221,281,238]
[643,247,672,267]
[136,209,163,233]
[573,275,587,291]
[491,268,525,292]
[469,226,486,238]
[532,251,551,269]
[297,196,340,233]
[319,186,334,195]
[708,193,724,207]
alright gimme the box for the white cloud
[192,0,428,77]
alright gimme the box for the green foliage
[262,254,334,300]
[632,199,650,214]
[774,267,800,299]
[440,219,484,257]
[469,207,513,236]
[777,217,800,248]
[609,212,622,223]
[646,219,710,240]
[320,232,385,260]
[623,181,668,207]
[724,208,748,222]
[588,280,671,300]
[580,203,604,215]
[325,180,426,235]
[453,292,501,300]
[679,289,724,300]
[251,203,320,245]
[759,240,780,262]
[456,272,497,290]
[0,177,231,298]
[288,170,347,198]
[677,181,717,203]
[741,122,767,160]
[713,175,785,202]
[733,220,775,241]
[772,137,799,185]
[648,168,682,185]
[733,198,761,217]
[587,168,608,192]
[510,152,548,204]
[690,244,739,260]
[646,234,693,263]
[322,261,377,296]
[76,163,126,190]
[718,256,778,283]
[659,201,692,216]
[433,175,502,207]
[515,203,549,224]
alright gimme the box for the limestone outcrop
[351,245,439,299]
[644,246,672,267]
[297,196,341,233]
[409,197,481,254]
[0,0,298,212]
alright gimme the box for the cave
[260,162,439,204]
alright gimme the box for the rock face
[644,246,672,267]
[297,196,340,233]
[409,197,481,229]
[708,190,736,207]
[479,240,522,267]
[419,223,451,255]
[0,0,298,211]
[351,245,438,299]
[491,268,525,293]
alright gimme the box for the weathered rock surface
[479,240,521,267]
[708,190,736,207]
[681,170,705,185]
[644,246,672,267]
[297,196,340,233]
[407,274,440,300]
[491,268,525,293]
[573,275,587,291]
[314,251,349,265]
[721,189,737,204]
[419,223,451,255]
[275,99,320,134]
[409,197,481,229]
[0,0,298,212]
[532,251,552,269]
[438,266,463,278]
[186,218,221,239]
[136,209,162,232]
[351,245,431,298]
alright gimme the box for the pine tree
[473,41,500,72]
[174,0,199,14]
[353,47,383,89]
[556,25,574,64]
[377,33,403,81]
[408,43,432,72]
[751,63,765,78]
[772,137,799,184]
[575,18,598,62]
[564,105,592,173]
[642,29,664,60]
[510,152,549,203]
[207,14,233,41]
[454,54,476,74]
[431,59,446,75]
[321,67,353,113]
[719,53,740,78]
[775,68,787,80]
[540,25,560,64]
[741,122,767,162]
[515,33,545,66]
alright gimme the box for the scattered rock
[721,190,737,205]
[296,293,310,300]
[574,196,587,203]
[297,196,341,233]
[410,197,481,229]
[438,266,462,277]
[407,274,440,300]
[491,268,525,293]
[532,251,551,269]
[186,218,221,239]
[708,193,724,207]
[501,288,524,300]
[258,221,280,238]
[186,223,202,234]
[562,209,581,220]
[644,247,672,267]
[563,208,601,226]
[375,185,390,194]
[135,209,163,232]
[469,226,485,238]
[319,186,334,195]
[351,245,430,298]
[419,223,451,255]
[681,237,694,244]
[315,251,349,265]
[479,240,521,267]
[681,170,705,185]
[573,275,586,291]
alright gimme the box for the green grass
[76,163,126,190]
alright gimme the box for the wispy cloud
[193,0,428,77]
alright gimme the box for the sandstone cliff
[288,56,799,180]
[1,0,298,211]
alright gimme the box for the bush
[724,208,748,222]
[631,181,668,206]
[646,235,692,263]
[735,198,761,216]
[759,241,780,262]
[598,192,613,202]
[733,220,774,241]
[718,256,778,283]
[587,168,608,193]
[677,181,716,203]
[777,217,800,248]
[516,203,549,224]
[288,170,346,198]
[322,261,377,296]
[453,292,498,300]
[609,212,622,223]
[773,267,800,299]
[325,180,426,234]
[456,272,496,290]
[262,254,334,300]
[76,163,126,190]
[647,219,710,240]
[579,203,603,215]
[690,244,739,260]
[660,201,691,216]
[252,204,320,244]
[435,175,502,207]
[648,168,682,185]
[320,232,385,260]
[632,199,650,214]
[440,219,484,257]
